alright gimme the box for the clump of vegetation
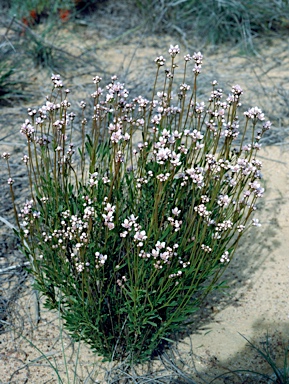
[0,61,16,103]
[133,0,289,46]
[2,45,269,363]
[5,0,289,48]
[0,20,28,104]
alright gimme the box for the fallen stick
[0,261,30,274]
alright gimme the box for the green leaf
[184,241,196,252]
[160,336,175,343]
[147,320,158,327]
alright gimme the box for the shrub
[2,46,269,363]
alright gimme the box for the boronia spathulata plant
[2,45,270,363]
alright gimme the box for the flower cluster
[1,152,11,160]
[168,207,182,232]
[95,252,107,268]
[18,200,40,237]
[150,241,179,269]
[102,200,115,230]
[120,215,139,238]
[20,119,35,141]
[220,251,230,263]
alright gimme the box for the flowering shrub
[2,45,269,363]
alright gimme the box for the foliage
[23,27,56,69]
[0,48,28,104]
[133,0,289,46]
[6,0,289,47]
[0,61,15,102]
[2,46,269,363]
[5,0,289,48]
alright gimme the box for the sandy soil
[1,12,289,383]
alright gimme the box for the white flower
[193,51,203,63]
[244,107,265,121]
[122,219,132,229]
[102,176,110,184]
[102,212,114,222]
[171,220,182,231]
[194,204,210,217]
[95,252,108,268]
[155,241,166,250]
[104,203,115,213]
[168,44,180,57]
[154,55,166,66]
[123,132,130,141]
[156,173,170,182]
[156,147,171,164]
[172,207,181,216]
[170,151,181,167]
[107,222,115,230]
[252,218,261,227]
[220,251,230,263]
[110,129,123,143]
[217,195,231,207]
[134,230,147,243]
